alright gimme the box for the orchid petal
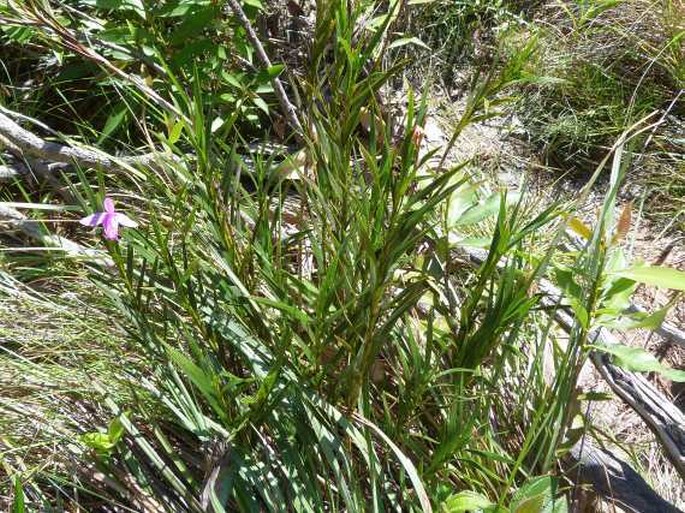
[103,197,115,213]
[102,213,120,240]
[79,212,106,227]
[115,213,138,228]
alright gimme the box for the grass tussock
[0,0,684,510]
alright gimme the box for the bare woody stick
[0,108,179,175]
[0,110,117,169]
[224,0,304,136]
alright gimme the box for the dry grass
[0,274,133,508]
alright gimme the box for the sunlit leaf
[511,476,567,513]
[567,217,592,240]
[211,116,225,133]
[441,490,494,512]
[590,343,685,382]
[253,96,270,115]
[387,36,430,51]
[454,192,520,227]
[612,265,685,291]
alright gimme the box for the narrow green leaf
[353,414,432,512]
[12,476,25,513]
[164,344,226,416]
[98,105,128,144]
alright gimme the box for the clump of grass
[2,0,683,510]
[47,13,580,513]
[405,0,532,87]
[0,272,137,509]
[510,0,683,173]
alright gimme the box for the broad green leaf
[108,416,125,445]
[598,306,668,331]
[590,343,685,382]
[253,96,270,115]
[170,6,217,45]
[441,490,494,512]
[222,71,244,89]
[211,116,225,133]
[168,119,185,145]
[568,299,589,330]
[454,192,520,227]
[554,267,589,329]
[2,25,38,44]
[447,183,478,226]
[612,265,685,291]
[94,0,146,19]
[452,236,492,249]
[81,431,116,452]
[220,93,236,103]
[511,476,567,513]
[162,4,193,16]
[255,83,275,94]
[600,277,635,313]
[256,64,285,81]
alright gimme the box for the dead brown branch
[224,0,304,137]
[0,107,178,176]
[567,439,684,513]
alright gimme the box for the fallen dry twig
[567,439,684,513]
[0,108,178,176]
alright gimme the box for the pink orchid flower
[80,196,138,241]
